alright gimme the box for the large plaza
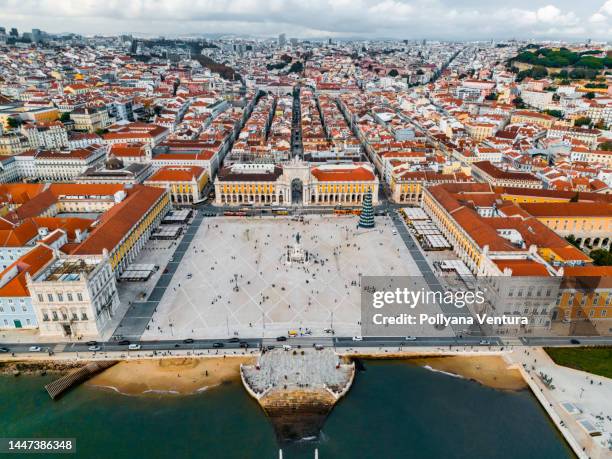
[140,215,452,340]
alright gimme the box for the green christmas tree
[358,192,375,228]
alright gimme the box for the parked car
[228,337,240,343]
[352,336,363,342]
[117,340,130,346]
[282,345,292,351]
[183,339,194,344]
[276,336,287,342]
[0,347,10,353]
[88,346,101,352]
[85,341,98,346]
[570,338,581,345]
[404,336,417,341]
[212,342,224,348]
[239,341,249,348]
[479,340,491,345]
[314,344,324,351]
[28,346,41,352]
[128,344,141,350]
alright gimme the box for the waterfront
[0,360,573,459]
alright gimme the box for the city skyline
[1,0,611,40]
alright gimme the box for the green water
[0,361,573,459]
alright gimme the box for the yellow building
[510,110,555,128]
[145,166,208,205]
[557,267,612,330]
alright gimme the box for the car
[479,340,491,345]
[28,346,41,352]
[570,338,581,345]
[117,340,130,345]
[0,347,9,353]
[323,328,334,334]
[239,341,249,348]
[314,344,324,351]
[88,346,101,352]
[183,338,194,344]
[276,336,287,342]
[266,345,275,351]
[85,340,98,346]
[212,342,224,348]
[128,344,141,350]
[404,336,417,341]
[228,337,240,343]
[174,343,181,348]
[352,336,363,342]
[282,345,292,351]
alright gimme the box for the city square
[141,215,452,339]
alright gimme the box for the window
[57,293,63,302]
[21,305,26,312]
[47,293,53,302]
[67,293,73,302]
[52,311,58,321]
[42,312,49,321]
[81,312,88,321]
[37,294,44,302]
[77,293,83,301]
[0,306,3,312]
[26,319,31,325]
[72,312,78,320]
[10,306,15,312]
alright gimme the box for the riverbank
[407,355,527,391]
[0,359,85,376]
[87,356,255,395]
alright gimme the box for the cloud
[0,0,607,39]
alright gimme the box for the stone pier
[240,348,355,441]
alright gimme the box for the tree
[598,141,612,151]
[358,193,375,229]
[590,249,612,266]
[513,96,526,109]
[583,92,596,99]
[485,92,498,101]
[574,117,591,127]
[288,61,303,74]
[7,117,21,129]
[388,69,399,77]
[59,112,71,123]
[544,109,563,119]
[569,193,579,202]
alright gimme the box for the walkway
[390,210,486,338]
[111,210,205,339]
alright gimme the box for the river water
[0,360,573,459]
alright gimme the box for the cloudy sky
[1,0,611,40]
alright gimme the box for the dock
[241,348,354,441]
[45,360,119,400]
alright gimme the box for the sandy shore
[87,356,255,396]
[407,355,527,391]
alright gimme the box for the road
[4,335,612,356]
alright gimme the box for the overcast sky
[1,0,611,40]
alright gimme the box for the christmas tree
[358,192,375,228]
